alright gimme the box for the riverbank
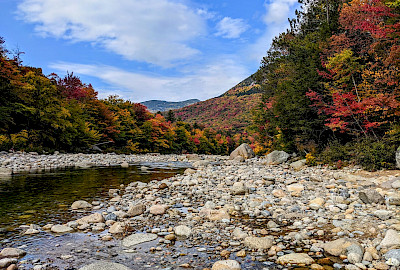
[0,152,195,175]
[2,154,400,269]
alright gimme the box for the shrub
[319,140,351,165]
[354,138,397,171]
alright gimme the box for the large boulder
[359,189,384,204]
[230,144,255,160]
[264,151,290,165]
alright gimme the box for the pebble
[3,153,400,270]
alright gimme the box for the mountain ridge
[174,75,262,132]
[141,99,200,112]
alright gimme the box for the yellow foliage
[306,153,316,166]
[11,130,29,147]
[126,140,140,153]
[0,135,10,148]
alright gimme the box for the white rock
[229,143,255,160]
[243,236,274,250]
[122,233,158,247]
[149,204,168,215]
[71,200,92,210]
[212,260,241,270]
[79,262,131,270]
[0,248,26,258]
[174,225,192,237]
[277,253,315,265]
[109,222,125,234]
[265,151,290,165]
[380,229,400,248]
[51,225,74,234]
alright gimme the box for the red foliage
[51,72,98,101]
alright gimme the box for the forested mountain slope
[174,76,262,132]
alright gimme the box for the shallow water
[0,164,186,240]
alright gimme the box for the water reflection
[0,165,185,237]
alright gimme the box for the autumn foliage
[254,0,400,169]
[0,38,245,155]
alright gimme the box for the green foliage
[353,138,397,171]
[0,40,245,155]
[254,0,400,170]
[319,140,351,165]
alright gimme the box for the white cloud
[17,0,206,67]
[264,0,298,24]
[49,58,249,102]
[247,0,299,61]
[215,17,249,39]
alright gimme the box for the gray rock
[149,204,168,215]
[122,233,158,247]
[323,238,358,256]
[265,151,290,165]
[290,159,307,170]
[193,160,211,167]
[380,229,400,248]
[359,189,384,204]
[24,228,40,235]
[71,200,92,210]
[212,260,241,270]
[0,168,12,176]
[231,182,247,195]
[174,225,192,237]
[384,249,400,261]
[0,258,17,268]
[391,179,400,189]
[276,253,314,265]
[105,213,117,221]
[243,236,274,250]
[77,213,104,224]
[79,262,131,270]
[374,210,392,220]
[109,222,125,234]
[127,204,145,217]
[387,195,400,206]
[229,143,255,160]
[347,253,362,264]
[396,146,400,169]
[120,162,129,168]
[51,225,74,234]
[0,248,26,258]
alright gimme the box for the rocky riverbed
[2,151,400,270]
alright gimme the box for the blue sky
[0,0,299,102]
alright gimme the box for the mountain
[141,99,200,112]
[174,76,262,132]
